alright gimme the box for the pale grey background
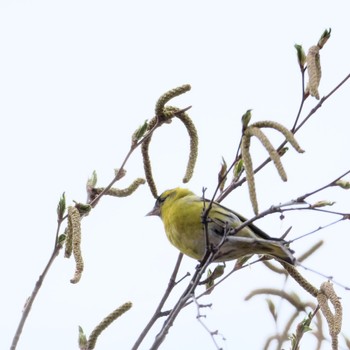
[1,1,350,349]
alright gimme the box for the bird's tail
[257,239,295,265]
[217,236,295,265]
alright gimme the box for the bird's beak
[146,205,160,217]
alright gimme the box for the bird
[147,188,295,265]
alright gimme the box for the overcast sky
[2,1,350,349]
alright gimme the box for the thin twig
[10,220,63,350]
[294,73,350,133]
[131,253,184,350]
[193,296,224,350]
[291,68,307,132]
[296,169,350,202]
[290,216,346,243]
[298,264,350,291]
[149,252,216,350]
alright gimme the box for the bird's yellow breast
[161,194,206,260]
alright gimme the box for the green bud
[301,312,313,331]
[78,326,88,349]
[132,120,148,144]
[233,158,244,181]
[234,254,253,269]
[294,44,306,70]
[86,171,98,189]
[205,268,214,290]
[241,109,252,130]
[114,168,127,181]
[74,202,92,216]
[205,264,225,291]
[57,233,66,246]
[211,264,225,279]
[318,28,331,49]
[218,157,227,192]
[278,146,289,156]
[57,192,66,221]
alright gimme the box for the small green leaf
[57,192,66,221]
[218,157,227,192]
[57,233,66,245]
[132,119,148,143]
[301,312,313,331]
[203,264,225,292]
[74,202,92,216]
[233,159,244,181]
[210,264,225,280]
[278,146,289,156]
[87,171,98,189]
[241,109,252,130]
[205,268,214,290]
[78,325,88,349]
[114,168,127,181]
[318,28,331,49]
[294,44,306,70]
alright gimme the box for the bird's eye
[157,194,168,206]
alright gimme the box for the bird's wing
[200,198,281,241]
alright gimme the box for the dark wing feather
[201,198,283,242]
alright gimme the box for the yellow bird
[147,188,295,264]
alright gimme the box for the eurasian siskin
[147,188,295,265]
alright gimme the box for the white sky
[1,1,350,349]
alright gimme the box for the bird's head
[146,187,194,218]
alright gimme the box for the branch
[216,72,350,203]
[131,253,184,350]
[10,238,63,349]
[149,251,216,350]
